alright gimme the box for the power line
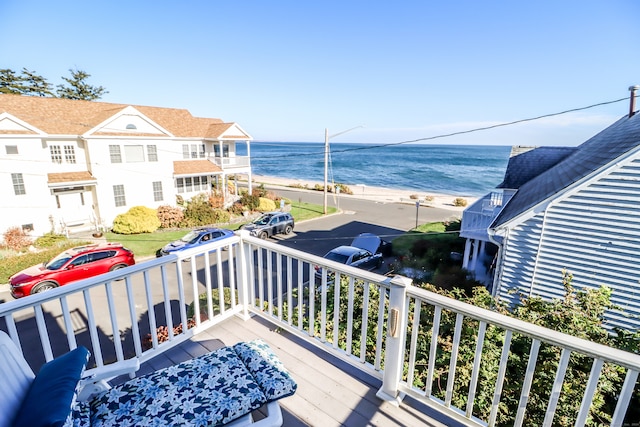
[250,97,629,159]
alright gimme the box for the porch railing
[210,155,250,169]
[0,230,638,426]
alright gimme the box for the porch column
[470,239,480,271]
[377,275,411,406]
[462,238,472,269]
[236,230,251,320]
[247,140,253,194]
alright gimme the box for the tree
[20,68,53,97]
[56,68,108,100]
[0,68,25,94]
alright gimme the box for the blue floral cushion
[88,346,267,427]
[12,346,90,427]
[233,340,297,401]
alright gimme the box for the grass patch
[107,230,187,258]
[289,201,337,221]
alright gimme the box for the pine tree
[56,68,108,100]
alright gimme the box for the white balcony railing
[210,156,250,169]
[1,230,638,426]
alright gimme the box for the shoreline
[250,174,478,213]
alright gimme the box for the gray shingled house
[460,109,640,331]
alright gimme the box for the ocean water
[238,142,511,197]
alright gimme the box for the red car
[9,243,135,298]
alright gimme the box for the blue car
[159,228,234,256]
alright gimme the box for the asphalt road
[266,186,461,259]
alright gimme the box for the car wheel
[284,225,293,235]
[259,231,269,239]
[32,281,57,294]
[109,264,128,272]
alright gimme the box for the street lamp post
[323,126,364,215]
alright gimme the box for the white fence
[1,230,638,426]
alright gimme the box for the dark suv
[242,212,294,239]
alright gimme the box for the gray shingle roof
[497,146,576,189]
[492,113,640,227]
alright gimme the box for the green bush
[211,209,230,224]
[240,193,260,211]
[0,241,89,283]
[34,232,68,248]
[257,197,276,212]
[112,206,161,234]
[453,197,468,207]
[157,205,184,228]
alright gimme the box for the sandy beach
[251,174,478,213]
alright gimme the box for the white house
[0,95,252,237]
[461,99,640,331]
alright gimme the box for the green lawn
[107,201,334,259]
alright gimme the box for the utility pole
[323,126,364,215]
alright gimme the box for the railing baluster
[445,313,464,407]
[320,272,327,343]
[374,285,386,371]
[227,245,237,308]
[296,259,303,330]
[267,250,273,317]
[333,273,341,349]
[216,249,225,314]
[257,246,264,311]
[126,274,142,357]
[34,304,53,361]
[308,263,315,337]
[406,297,421,387]
[105,281,124,362]
[575,357,603,426]
[542,348,571,427]
[425,306,441,397]
[466,321,487,418]
[145,267,159,349]
[59,296,77,350]
[83,289,102,366]
[346,276,355,355]
[203,249,213,322]
[277,253,283,321]
[287,256,293,325]
[360,281,371,364]
[611,369,639,426]
[513,338,540,426]
[488,329,513,427]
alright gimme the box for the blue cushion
[12,346,90,427]
[233,340,297,401]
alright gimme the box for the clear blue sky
[1,1,638,146]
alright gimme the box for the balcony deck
[129,314,456,427]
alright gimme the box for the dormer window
[126,124,137,130]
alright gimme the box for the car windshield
[180,231,200,244]
[253,215,273,226]
[325,252,350,264]
[44,252,73,270]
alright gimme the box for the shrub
[228,202,245,216]
[425,195,434,202]
[240,193,260,211]
[112,206,161,234]
[157,205,184,228]
[453,197,468,207]
[211,209,231,224]
[409,194,419,200]
[335,183,352,195]
[208,192,225,209]
[252,183,268,198]
[2,227,32,251]
[34,232,67,248]
[183,194,216,226]
[257,197,276,212]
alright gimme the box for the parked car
[241,212,294,239]
[315,233,385,280]
[158,228,235,256]
[9,243,135,298]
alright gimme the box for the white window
[124,145,144,162]
[109,145,122,163]
[182,144,190,159]
[50,145,62,163]
[152,181,163,202]
[5,145,18,155]
[12,173,25,195]
[113,185,126,207]
[176,175,209,193]
[176,178,185,193]
[147,145,158,162]
[64,145,76,164]
[185,144,205,159]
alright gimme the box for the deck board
[118,314,460,427]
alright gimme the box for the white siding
[499,159,640,330]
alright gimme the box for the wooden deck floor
[122,314,461,427]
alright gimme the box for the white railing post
[377,275,411,406]
[236,230,252,320]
